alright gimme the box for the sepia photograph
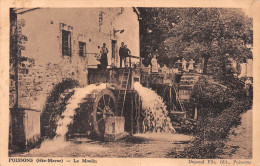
[0,0,259,165]
[7,7,254,159]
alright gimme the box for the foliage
[176,98,252,158]
[139,8,253,76]
[188,76,235,116]
[168,78,252,158]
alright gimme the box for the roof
[14,7,141,20]
[133,7,140,15]
[13,8,40,14]
[133,7,141,20]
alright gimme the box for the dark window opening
[62,30,71,56]
[111,40,116,59]
[79,41,86,57]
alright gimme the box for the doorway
[111,40,117,66]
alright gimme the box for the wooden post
[176,84,179,101]
[194,106,198,120]
[136,94,141,133]
[169,86,172,110]
[130,93,134,136]
[134,93,138,133]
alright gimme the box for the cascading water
[29,83,107,154]
[134,82,175,133]
[55,83,107,139]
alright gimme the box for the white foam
[134,82,175,133]
[30,83,107,154]
[28,137,71,154]
[56,83,106,138]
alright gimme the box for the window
[111,40,116,58]
[62,30,71,56]
[79,42,86,57]
[119,7,124,14]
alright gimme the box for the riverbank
[218,109,252,159]
[167,97,252,159]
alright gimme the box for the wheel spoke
[97,117,104,124]
[108,96,111,107]
[102,95,106,107]
[110,106,115,112]
[97,106,103,112]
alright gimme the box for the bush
[188,76,241,117]
[169,76,252,158]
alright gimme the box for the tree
[139,8,175,66]
[139,8,253,76]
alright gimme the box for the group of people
[149,56,197,73]
[176,58,196,72]
[95,42,132,69]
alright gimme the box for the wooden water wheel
[67,88,118,139]
[91,89,118,138]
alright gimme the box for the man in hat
[125,45,131,67]
[119,42,126,68]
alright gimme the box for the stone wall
[17,56,88,111]
[14,8,91,111]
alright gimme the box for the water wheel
[91,89,118,138]
[42,83,119,140]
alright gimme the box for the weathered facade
[9,8,140,152]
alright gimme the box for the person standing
[176,59,182,71]
[182,58,187,71]
[245,77,253,97]
[151,54,159,73]
[119,42,126,68]
[188,58,195,71]
[125,45,131,67]
[100,43,109,69]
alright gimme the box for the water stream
[134,82,175,133]
[55,83,106,139]
[29,83,106,154]
[27,82,175,155]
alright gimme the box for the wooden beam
[135,93,141,133]
[130,93,134,136]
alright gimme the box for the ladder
[117,69,130,116]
